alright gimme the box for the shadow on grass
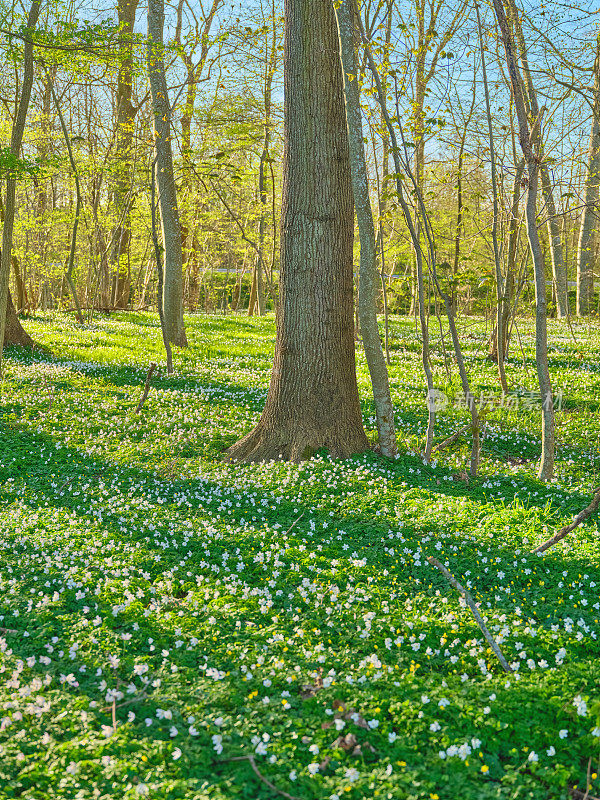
[1,420,600,799]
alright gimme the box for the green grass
[0,310,599,799]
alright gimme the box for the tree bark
[335,0,397,458]
[3,289,34,350]
[0,0,41,366]
[147,0,187,347]
[576,33,600,316]
[225,0,368,463]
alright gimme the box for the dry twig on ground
[427,556,513,673]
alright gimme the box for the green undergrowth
[0,311,599,800]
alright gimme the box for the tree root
[3,290,35,350]
[224,420,368,463]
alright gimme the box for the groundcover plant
[0,312,599,800]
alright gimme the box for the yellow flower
[481,765,489,773]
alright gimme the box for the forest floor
[0,311,599,800]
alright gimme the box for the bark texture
[335,0,396,458]
[147,0,187,347]
[576,34,600,316]
[225,0,368,463]
[3,290,34,349]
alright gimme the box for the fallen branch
[432,424,471,454]
[136,362,157,413]
[431,411,488,455]
[427,556,513,673]
[224,755,299,800]
[0,627,18,636]
[533,486,600,554]
[284,512,304,536]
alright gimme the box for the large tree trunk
[4,289,34,349]
[225,0,368,463]
[576,33,600,316]
[0,0,41,367]
[335,0,396,458]
[147,0,187,347]
[111,0,139,309]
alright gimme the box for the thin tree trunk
[379,1,393,364]
[49,78,84,324]
[247,266,257,316]
[476,3,508,393]
[335,0,397,458]
[147,0,187,347]
[226,0,368,463]
[256,5,277,317]
[356,12,437,462]
[500,157,525,357]
[111,0,139,309]
[175,0,221,297]
[508,0,568,317]
[452,135,465,316]
[576,33,600,316]
[151,160,173,374]
[360,10,487,471]
[492,0,554,481]
[0,0,41,363]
